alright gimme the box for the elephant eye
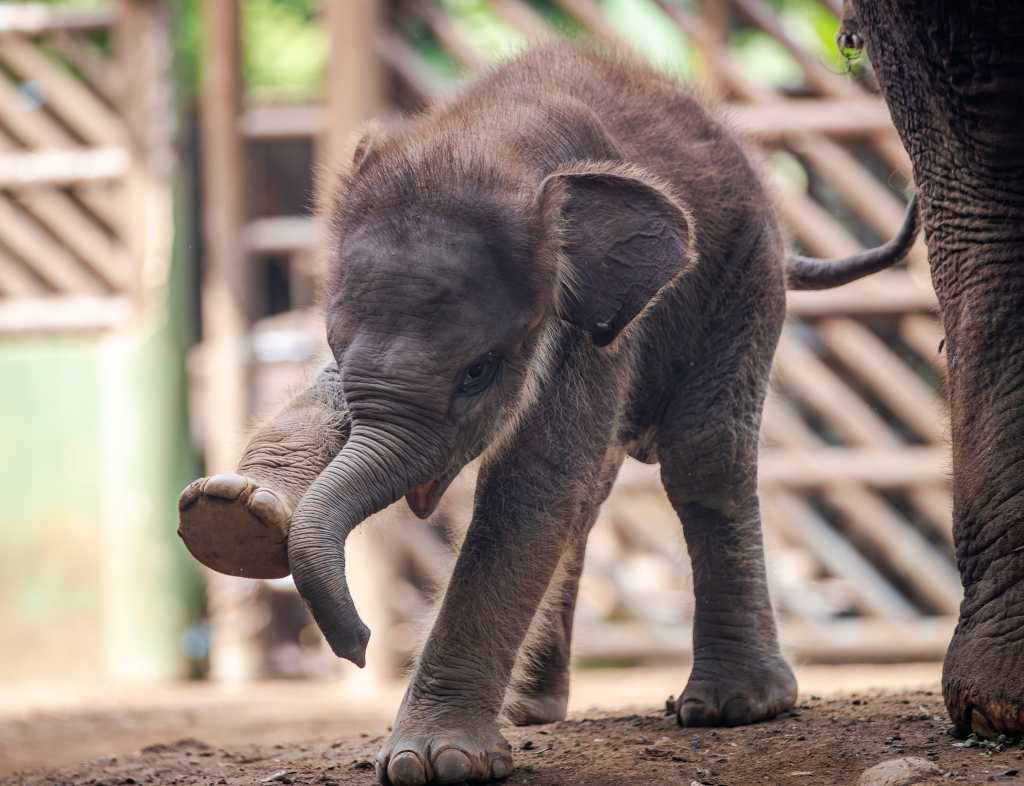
[456,352,501,397]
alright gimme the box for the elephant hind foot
[676,653,797,727]
[178,473,291,579]
[502,690,568,726]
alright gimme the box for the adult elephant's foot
[944,624,1024,737]
[376,717,513,785]
[675,652,797,727]
[177,473,291,579]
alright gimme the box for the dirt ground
[4,665,1024,786]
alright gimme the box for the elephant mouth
[405,473,455,519]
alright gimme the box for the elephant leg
[178,362,349,578]
[501,533,586,726]
[502,450,622,726]
[376,442,616,785]
[658,408,796,726]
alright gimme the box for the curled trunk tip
[324,615,370,668]
[288,427,414,668]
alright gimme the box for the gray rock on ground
[858,756,944,786]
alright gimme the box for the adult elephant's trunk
[287,423,420,667]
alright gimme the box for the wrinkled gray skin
[850,1,1024,739]
[183,44,919,786]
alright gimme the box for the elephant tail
[785,193,920,290]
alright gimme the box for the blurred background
[0,0,950,772]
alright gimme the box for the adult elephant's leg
[854,0,1024,737]
[503,451,624,726]
[178,362,350,578]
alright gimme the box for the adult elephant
[849,1,1024,738]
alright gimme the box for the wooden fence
[193,0,952,680]
[0,2,173,334]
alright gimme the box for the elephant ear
[539,162,696,347]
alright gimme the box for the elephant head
[287,135,694,666]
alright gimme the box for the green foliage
[242,0,326,101]
[954,733,1024,755]
[439,0,526,62]
[166,0,848,102]
[603,0,693,77]
[174,0,326,102]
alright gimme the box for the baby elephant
[179,44,918,785]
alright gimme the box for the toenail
[178,480,203,511]
[677,698,712,727]
[204,473,248,500]
[248,489,289,527]
[387,751,426,786]
[722,696,754,726]
[433,748,472,784]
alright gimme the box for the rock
[858,757,943,786]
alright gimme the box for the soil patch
[6,689,1024,785]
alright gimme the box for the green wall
[0,311,199,681]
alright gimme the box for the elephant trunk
[287,423,421,667]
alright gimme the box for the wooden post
[116,0,174,306]
[698,0,730,99]
[199,0,261,683]
[321,0,385,176]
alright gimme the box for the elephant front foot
[177,473,291,579]
[376,717,513,785]
[944,625,1024,738]
[675,652,797,727]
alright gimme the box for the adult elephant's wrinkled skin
[849,0,1024,740]
[179,43,921,785]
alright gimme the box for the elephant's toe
[377,722,513,785]
[433,749,473,784]
[383,751,428,786]
[202,472,249,500]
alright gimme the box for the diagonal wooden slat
[555,0,634,49]
[0,71,127,243]
[651,0,921,270]
[763,396,960,614]
[0,242,47,296]
[375,31,452,104]
[0,32,127,146]
[773,330,902,447]
[50,30,120,104]
[0,129,130,290]
[0,196,106,294]
[766,490,917,619]
[816,318,946,444]
[490,0,554,42]
[410,0,491,71]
